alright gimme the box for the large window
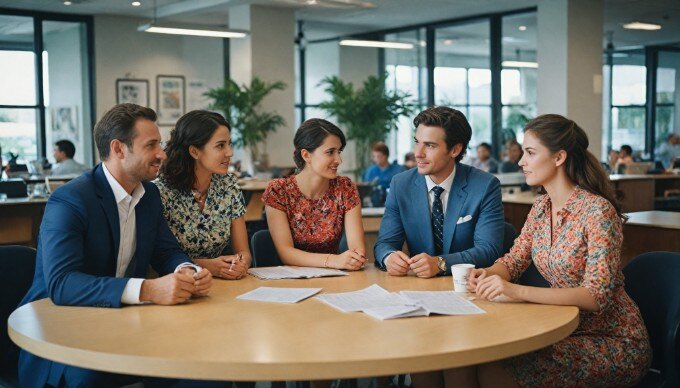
[655,51,679,157]
[435,20,492,150]
[0,11,93,167]
[501,12,537,148]
[602,51,647,157]
[385,28,427,164]
[0,15,38,164]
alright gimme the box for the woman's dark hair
[620,144,633,155]
[524,114,625,219]
[160,110,230,193]
[413,106,471,163]
[293,118,346,169]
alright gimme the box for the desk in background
[0,198,48,246]
[621,211,680,266]
[9,266,578,381]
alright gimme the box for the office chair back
[251,229,349,268]
[0,245,36,379]
[624,251,680,387]
[251,229,284,268]
[503,222,550,288]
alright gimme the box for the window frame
[0,7,94,162]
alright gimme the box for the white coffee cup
[451,263,475,292]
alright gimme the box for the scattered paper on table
[247,266,348,280]
[315,284,486,319]
[315,284,411,312]
[237,287,322,303]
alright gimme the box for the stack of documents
[315,284,486,320]
[247,266,348,280]
[237,287,322,303]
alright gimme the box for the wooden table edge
[9,304,579,381]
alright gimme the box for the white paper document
[315,284,412,313]
[247,266,348,280]
[399,291,486,315]
[236,287,322,303]
[315,284,486,319]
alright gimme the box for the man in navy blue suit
[18,103,213,387]
[374,106,504,278]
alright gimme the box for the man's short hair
[413,106,471,163]
[620,144,633,155]
[94,103,157,160]
[477,142,492,153]
[372,142,389,157]
[404,152,415,162]
[55,140,76,159]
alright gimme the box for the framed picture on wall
[116,79,149,106]
[156,75,185,125]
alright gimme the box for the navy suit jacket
[374,163,504,272]
[19,163,190,387]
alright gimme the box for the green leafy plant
[205,78,286,162]
[318,74,415,175]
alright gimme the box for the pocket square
[457,215,472,224]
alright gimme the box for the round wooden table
[9,267,579,381]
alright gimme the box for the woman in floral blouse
[453,114,651,388]
[262,118,366,270]
[155,110,251,280]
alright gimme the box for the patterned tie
[431,186,445,255]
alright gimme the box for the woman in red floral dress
[262,118,366,270]
[457,114,651,387]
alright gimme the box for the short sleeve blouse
[261,175,360,254]
[155,173,245,259]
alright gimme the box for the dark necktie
[431,186,445,255]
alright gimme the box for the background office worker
[51,139,88,175]
[374,106,504,281]
[18,103,212,387]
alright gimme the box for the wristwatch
[437,256,447,274]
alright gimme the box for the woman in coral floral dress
[262,118,366,270]
[459,114,651,388]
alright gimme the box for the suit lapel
[443,164,469,253]
[94,164,121,273]
[412,173,435,253]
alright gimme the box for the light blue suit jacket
[374,163,504,272]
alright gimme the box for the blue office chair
[624,251,680,388]
[250,229,284,268]
[0,245,36,387]
[251,229,349,268]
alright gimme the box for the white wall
[44,23,92,166]
[94,15,225,145]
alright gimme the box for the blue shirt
[363,161,404,191]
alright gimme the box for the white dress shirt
[424,165,456,215]
[102,163,146,304]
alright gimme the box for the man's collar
[102,163,145,204]
[425,164,456,192]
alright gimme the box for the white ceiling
[0,0,678,48]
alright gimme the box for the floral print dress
[261,175,360,254]
[154,174,245,259]
[497,187,651,387]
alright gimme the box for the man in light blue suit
[18,104,213,387]
[374,106,504,279]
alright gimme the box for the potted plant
[318,74,415,176]
[205,77,286,169]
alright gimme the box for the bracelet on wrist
[324,253,331,268]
